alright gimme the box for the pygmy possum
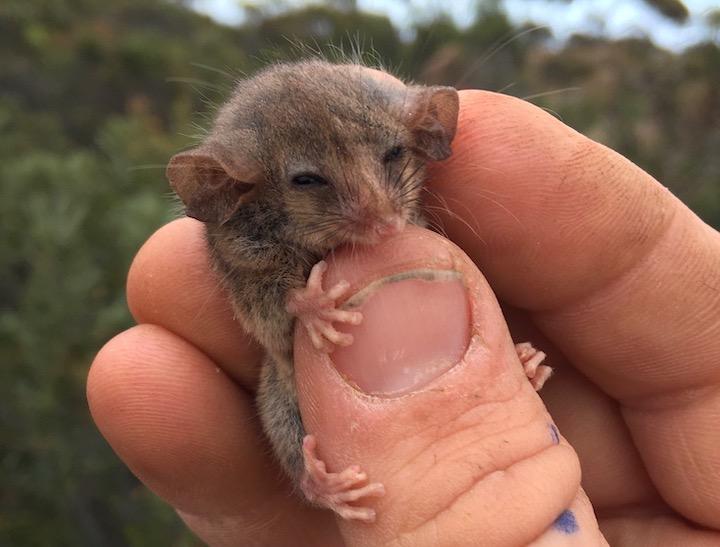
[166,60,552,522]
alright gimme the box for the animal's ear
[406,86,459,161]
[166,145,257,224]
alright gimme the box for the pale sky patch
[191,0,719,51]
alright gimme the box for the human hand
[88,91,720,546]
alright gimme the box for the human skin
[87,90,720,546]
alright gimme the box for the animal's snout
[374,215,406,237]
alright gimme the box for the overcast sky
[192,0,719,51]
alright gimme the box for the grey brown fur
[167,60,459,491]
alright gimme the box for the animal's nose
[375,215,406,237]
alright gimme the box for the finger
[601,512,720,546]
[324,309,363,326]
[306,321,327,351]
[307,260,328,292]
[326,280,351,301]
[127,217,262,388]
[428,91,720,527]
[88,324,341,546]
[315,322,353,347]
[531,491,610,547]
[294,227,605,546]
[501,309,662,512]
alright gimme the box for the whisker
[165,77,227,92]
[128,164,170,172]
[428,185,528,238]
[396,163,425,195]
[394,172,426,202]
[455,25,549,88]
[190,62,237,81]
[422,206,449,239]
[496,81,517,94]
[423,204,487,248]
[393,157,413,189]
[423,187,489,247]
[536,105,564,120]
[522,87,581,101]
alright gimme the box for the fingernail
[331,270,470,396]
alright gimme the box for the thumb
[295,227,604,546]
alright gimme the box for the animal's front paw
[287,261,363,352]
[300,435,385,522]
[515,342,552,390]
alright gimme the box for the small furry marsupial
[167,60,551,522]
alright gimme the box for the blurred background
[1,0,718,545]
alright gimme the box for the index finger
[127,217,263,388]
[427,90,720,528]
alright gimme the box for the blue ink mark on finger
[553,509,579,534]
[549,424,560,445]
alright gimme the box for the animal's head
[167,61,459,251]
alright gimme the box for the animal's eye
[383,145,404,163]
[291,173,329,187]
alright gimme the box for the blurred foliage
[558,0,689,23]
[642,0,689,23]
[0,0,718,544]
